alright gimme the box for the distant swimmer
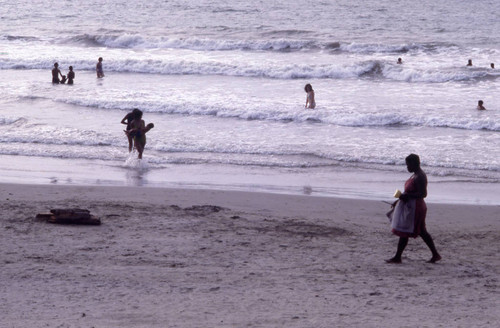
[304,83,316,109]
[51,62,64,84]
[466,59,473,66]
[491,63,495,69]
[67,66,75,85]
[397,58,403,64]
[477,100,486,110]
[121,108,140,152]
[127,109,154,159]
[96,57,104,78]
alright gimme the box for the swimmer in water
[477,100,486,110]
[304,83,316,109]
[96,57,104,78]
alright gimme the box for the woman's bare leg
[386,237,408,263]
[420,229,441,263]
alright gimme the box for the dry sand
[0,183,498,328]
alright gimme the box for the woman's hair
[133,109,143,119]
[304,84,313,92]
[405,153,420,167]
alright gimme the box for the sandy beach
[0,183,498,327]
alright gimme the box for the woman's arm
[121,114,129,125]
[400,172,427,200]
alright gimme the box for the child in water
[304,83,316,109]
[67,66,75,84]
[477,100,486,110]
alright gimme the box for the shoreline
[1,154,499,206]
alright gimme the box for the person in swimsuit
[477,100,486,110]
[466,59,473,66]
[304,83,316,109]
[386,154,441,264]
[121,108,140,152]
[67,66,75,85]
[127,109,154,159]
[96,57,104,78]
[52,63,64,84]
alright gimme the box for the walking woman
[386,154,441,264]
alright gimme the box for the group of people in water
[466,59,495,69]
[51,57,157,159]
[304,57,494,111]
[51,63,75,85]
[51,57,105,84]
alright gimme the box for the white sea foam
[2,54,496,83]
[0,116,24,126]
[46,97,500,132]
[124,153,150,170]
[0,0,499,192]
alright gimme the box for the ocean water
[1,0,499,204]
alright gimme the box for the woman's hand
[399,193,410,201]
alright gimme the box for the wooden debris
[36,208,101,225]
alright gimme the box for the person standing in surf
[127,109,154,159]
[96,57,104,78]
[386,154,441,264]
[51,62,64,84]
[304,83,316,109]
[121,108,140,152]
[67,66,75,85]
